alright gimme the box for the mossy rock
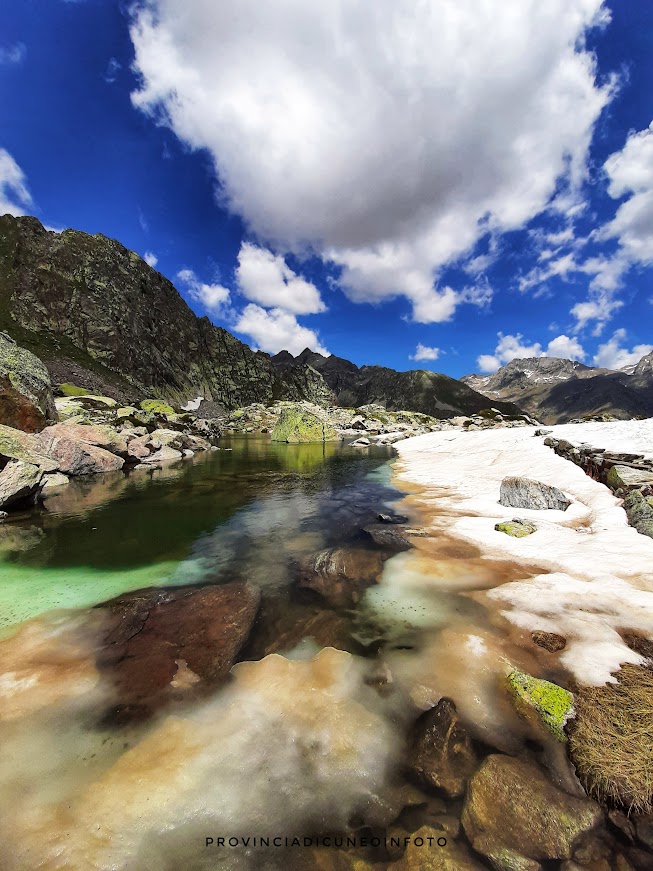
[116,406,138,420]
[495,520,537,538]
[139,399,175,415]
[58,383,91,397]
[506,669,574,741]
[0,331,57,431]
[271,406,338,443]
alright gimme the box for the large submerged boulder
[499,477,571,511]
[297,546,387,606]
[96,582,261,721]
[0,332,57,432]
[462,755,602,865]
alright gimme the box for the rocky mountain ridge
[0,214,524,420]
[462,355,653,424]
[272,348,524,419]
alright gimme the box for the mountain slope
[272,350,526,419]
[0,215,333,409]
[462,356,653,424]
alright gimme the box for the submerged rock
[506,669,574,741]
[271,405,338,443]
[97,582,261,721]
[499,477,571,511]
[495,519,537,538]
[462,755,602,864]
[407,698,477,798]
[362,524,414,552]
[0,332,57,432]
[0,459,43,509]
[388,826,486,870]
[297,547,387,606]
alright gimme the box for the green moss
[507,669,574,741]
[495,520,536,538]
[140,399,175,415]
[271,405,338,443]
[58,383,90,397]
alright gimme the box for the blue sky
[1,1,652,377]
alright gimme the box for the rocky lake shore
[1,330,653,870]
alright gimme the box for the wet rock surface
[407,698,477,799]
[462,754,602,864]
[96,582,261,721]
[297,547,389,606]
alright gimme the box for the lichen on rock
[271,404,338,443]
[506,669,574,741]
[0,332,57,432]
[495,519,537,538]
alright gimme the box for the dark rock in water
[242,597,364,659]
[462,754,602,865]
[499,476,571,511]
[362,523,414,552]
[0,459,43,509]
[378,513,409,524]
[0,331,57,432]
[407,698,477,799]
[96,582,261,721]
[531,630,567,652]
[296,547,387,606]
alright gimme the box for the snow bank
[394,420,653,685]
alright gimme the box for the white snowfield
[395,419,653,685]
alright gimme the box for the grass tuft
[569,663,653,813]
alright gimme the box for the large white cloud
[234,304,328,357]
[477,332,586,373]
[235,242,325,315]
[601,121,653,265]
[592,329,653,370]
[130,0,613,323]
[0,149,33,216]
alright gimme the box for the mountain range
[0,214,522,420]
[463,355,653,424]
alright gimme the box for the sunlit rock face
[0,645,407,871]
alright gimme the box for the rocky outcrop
[96,582,261,722]
[273,348,527,420]
[544,436,653,538]
[462,755,602,866]
[407,698,477,798]
[0,215,333,409]
[463,355,653,424]
[0,332,56,432]
[0,459,43,509]
[499,476,571,511]
[271,405,338,443]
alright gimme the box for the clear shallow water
[0,436,398,630]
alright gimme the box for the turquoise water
[0,436,398,630]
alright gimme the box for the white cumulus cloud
[130,0,613,323]
[0,149,33,216]
[234,304,328,357]
[177,268,231,316]
[592,329,653,370]
[143,251,158,268]
[410,344,441,362]
[235,242,325,315]
[477,332,586,372]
